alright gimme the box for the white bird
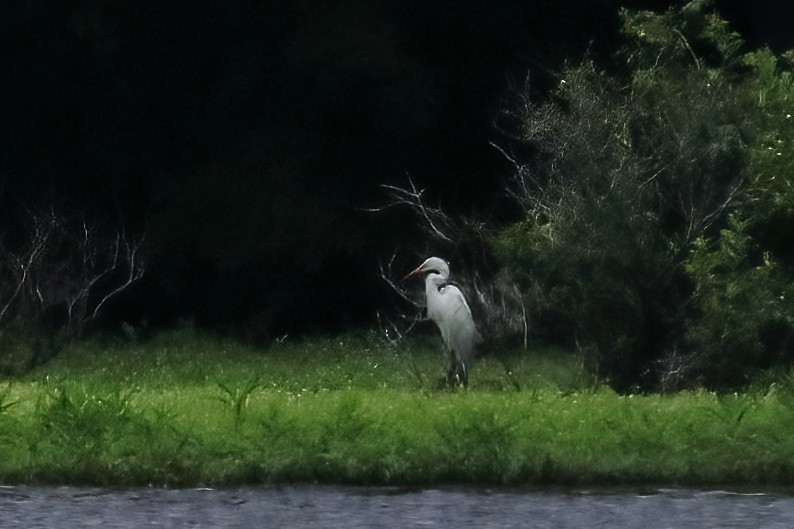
[405,257,480,387]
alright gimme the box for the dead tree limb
[0,207,146,334]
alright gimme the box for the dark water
[1,485,793,528]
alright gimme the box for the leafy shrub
[741,49,794,262]
[681,49,794,388]
[685,216,794,387]
[494,2,759,391]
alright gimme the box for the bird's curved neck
[425,272,448,294]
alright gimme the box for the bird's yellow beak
[403,265,424,281]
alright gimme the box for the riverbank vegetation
[2,1,794,490]
[2,329,794,488]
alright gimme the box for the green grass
[1,327,794,488]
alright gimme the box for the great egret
[405,257,480,387]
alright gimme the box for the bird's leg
[456,361,468,388]
[445,349,457,387]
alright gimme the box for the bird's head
[404,256,450,281]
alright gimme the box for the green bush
[681,49,794,388]
[742,49,794,260]
[685,216,794,387]
[494,2,783,391]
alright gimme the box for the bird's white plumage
[407,257,479,386]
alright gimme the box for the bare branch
[0,207,146,334]
[673,29,701,71]
[364,175,456,244]
[488,140,518,166]
[90,234,146,321]
[468,269,529,350]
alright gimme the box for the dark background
[2,0,792,337]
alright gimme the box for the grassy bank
[1,328,794,488]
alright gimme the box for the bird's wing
[438,285,479,361]
[440,284,475,316]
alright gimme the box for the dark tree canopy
[0,1,790,340]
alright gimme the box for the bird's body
[406,257,479,387]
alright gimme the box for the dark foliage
[0,0,640,336]
[494,3,794,391]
